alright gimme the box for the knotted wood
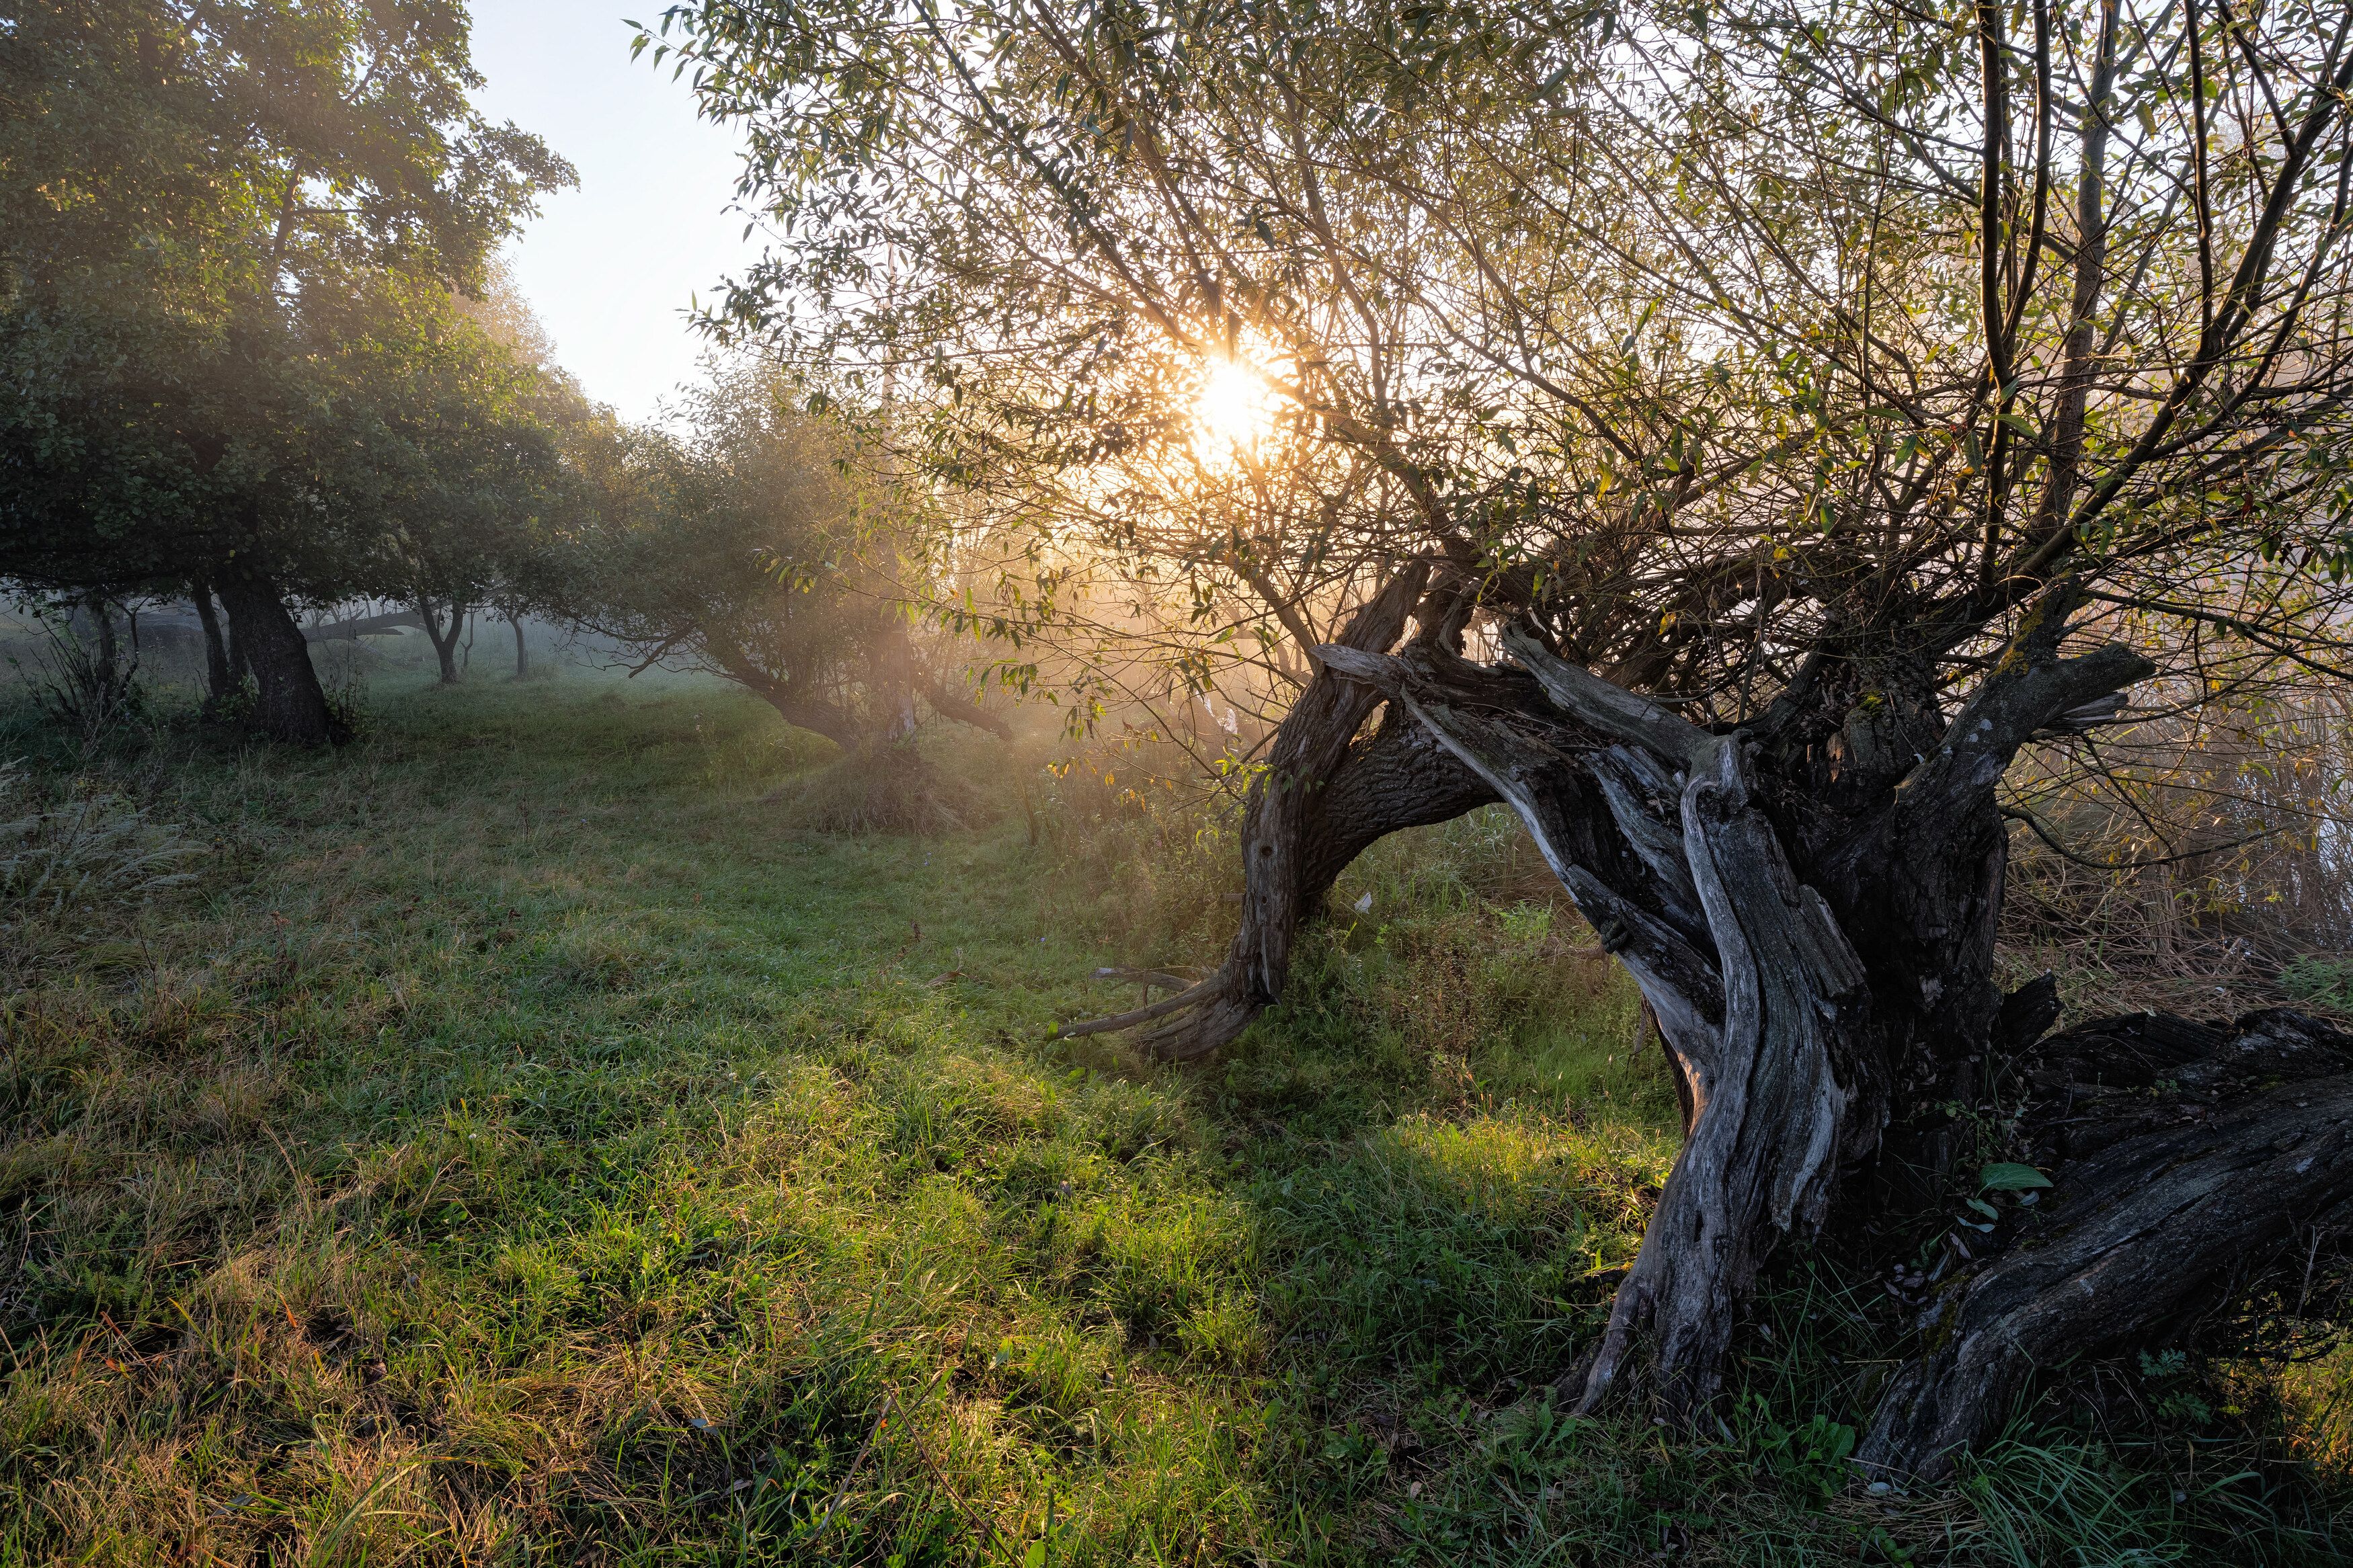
[1319,581,2166,1434]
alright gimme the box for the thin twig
[812,1393,894,1540]
[2001,803,2281,870]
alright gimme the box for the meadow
[0,650,2344,1565]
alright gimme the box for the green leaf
[1979,1162,2052,1192]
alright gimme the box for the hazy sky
[467,2,760,422]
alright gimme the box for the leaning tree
[651,0,2353,1475]
[555,365,1013,747]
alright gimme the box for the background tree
[653,0,2353,1475]
[313,274,577,686]
[0,0,570,740]
[557,365,1011,748]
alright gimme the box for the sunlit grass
[0,663,2340,1564]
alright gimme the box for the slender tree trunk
[415,597,466,685]
[511,614,529,680]
[213,569,336,745]
[192,585,235,705]
[86,591,120,695]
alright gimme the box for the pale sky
[467,1,761,423]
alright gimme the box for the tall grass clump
[778,737,989,835]
[0,758,203,958]
[6,613,149,756]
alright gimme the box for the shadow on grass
[0,676,2342,1565]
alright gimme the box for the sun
[1193,356,1277,449]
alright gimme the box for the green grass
[0,665,2343,1565]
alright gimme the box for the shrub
[778,739,982,835]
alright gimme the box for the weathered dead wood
[1861,1012,2353,1481]
[1576,735,1879,1421]
[1318,582,2174,1436]
[1320,639,1880,1422]
[1058,565,1503,1060]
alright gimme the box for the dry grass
[0,667,2339,1563]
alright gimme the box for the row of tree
[1,1,1005,752]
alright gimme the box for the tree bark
[707,645,866,748]
[91,593,120,694]
[1060,563,1504,1062]
[305,608,425,643]
[192,585,235,704]
[1053,569,2337,1477]
[1315,581,2156,1427]
[415,597,466,685]
[919,672,1011,739]
[213,569,337,745]
[511,613,529,680]
[1861,1009,2353,1480]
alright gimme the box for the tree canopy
[641,0,2353,1471]
[648,0,2353,707]
[0,0,573,737]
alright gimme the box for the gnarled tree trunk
[1066,575,2336,1478]
[1062,565,1502,1059]
[1317,583,2157,1431]
[213,567,337,745]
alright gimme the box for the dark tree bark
[227,601,249,683]
[1062,565,1507,1059]
[511,613,529,680]
[1060,573,2334,1475]
[79,591,121,695]
[707,645,869,749]
[1862,1009,2353,1479]
[705,636,1013,749]
[414,597,467,684]
[918,672,1011,739]
[213,569,337,745]
[192,585,235,704]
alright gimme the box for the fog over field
[7,1,2353,1562]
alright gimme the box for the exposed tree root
[1861,1009,2353,1481]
